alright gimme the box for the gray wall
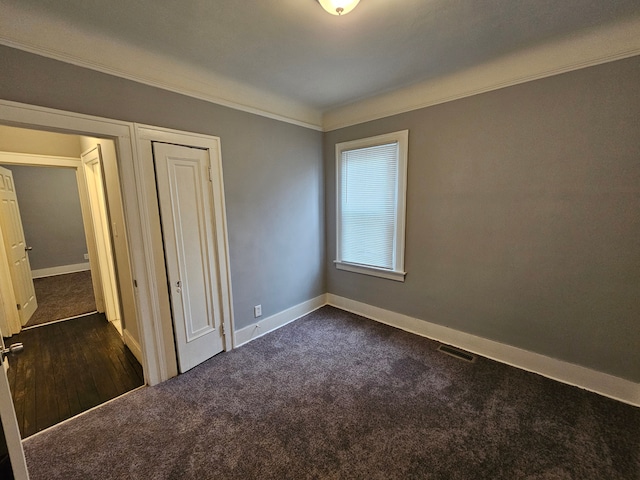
[2,44,638,383]
[0,45,325,331]
[3,165,88,271]
[325,56,640,383]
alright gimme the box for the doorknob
[1,343,24,361]
[25,246,33,251]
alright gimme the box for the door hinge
[221,324,226,336]
[208,166,213,182]
[16,304,21,311]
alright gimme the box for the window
[335,130,408,282]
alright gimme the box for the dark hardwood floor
[4,313,144,438]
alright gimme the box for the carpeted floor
[26,271,97,327]
[23,306,639,479]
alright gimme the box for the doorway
[0,125,144,437]
[0,100,236,479]
[1,162,97,330]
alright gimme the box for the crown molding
[0,4,323,131]
[1,4,638,133]
[323,17,640,131]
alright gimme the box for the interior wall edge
[234,294,327,348]
[231,289,639,407]
[124,328,143,365]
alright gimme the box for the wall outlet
[254,305,262,318]
[84,253,90,260]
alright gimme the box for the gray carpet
[26,271,97,327]
[23,306,639,479]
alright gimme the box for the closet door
[153,142,225,372]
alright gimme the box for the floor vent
[438,344,476,362]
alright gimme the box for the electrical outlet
[254,305,262,318]
[84,253,89,260]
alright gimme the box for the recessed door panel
[0,166,37,325]
[153,142,224,372]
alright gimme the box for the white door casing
[0,98,238,387]
[153,142,225,372]
[0,100,168,387]
[0,152,106,316]
[76,164,106,314]
[81,146,122,330]
[0,166,37,326]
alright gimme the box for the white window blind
[339,142,399,269]
[335,130,408,282]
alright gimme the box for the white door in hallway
[0,331,30,479]
[0,166,37,325]
[153,142,225,372]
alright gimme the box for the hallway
[25,271,97,328]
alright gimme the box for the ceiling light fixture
[318,0,361,16]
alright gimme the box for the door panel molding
[136,125,234,374]
[0,166,37,325]
[167,159,217,342]
[153,142,225,372]
[136,125,235,356]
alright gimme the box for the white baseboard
[327,294,640,407]
[234,294,327,348]
[31,262,90,279]
[124,328,143,364]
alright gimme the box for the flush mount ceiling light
[317,0,361,16]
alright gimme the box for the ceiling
[2,0,640,129]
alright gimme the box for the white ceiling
[1,0,640,129]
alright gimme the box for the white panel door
[0,166,37,325]
[153,142,224,372]
[0,331,30,479]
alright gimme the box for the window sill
[334,261,406,282]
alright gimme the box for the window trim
[335,130,409,282]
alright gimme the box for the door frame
[0,99,171,386]
[80,145,122,329]
[0,99,236,480]
[0,99,237,382]
[135,125,234,355]
[0,151,108,318]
